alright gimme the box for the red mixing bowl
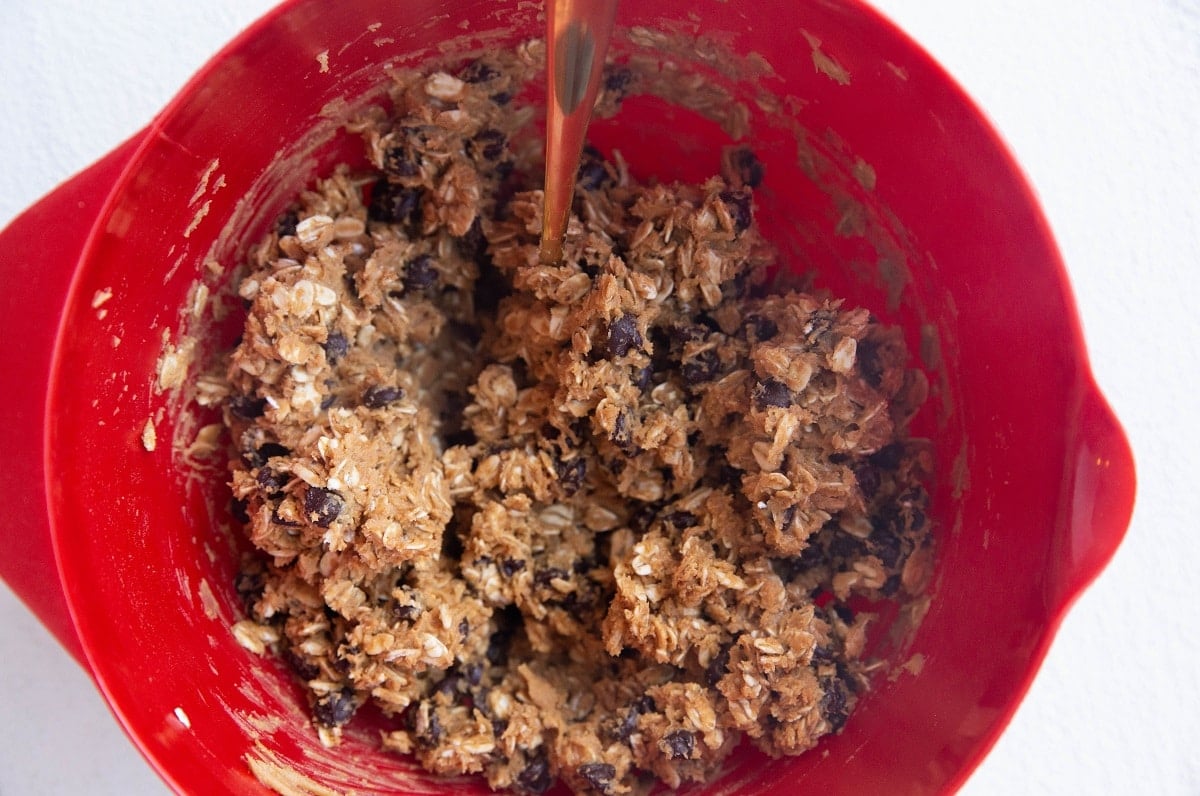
[0,0,1135,793]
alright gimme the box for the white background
[1,1,1197,793]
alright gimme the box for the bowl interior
[47,0,1096,793]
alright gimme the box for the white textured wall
[1,1,1196,793]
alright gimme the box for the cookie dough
[220,52,932,794]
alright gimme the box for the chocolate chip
[832,602,855,623]
[705,645,731,686]
[229,395,267,420]
[465,662,483,686]
[276,211,299,237]
[606,314,642,359]
[516,753,553,794]
[404,254,438,291]
[745,314,778,341]
[820,679,850,731]
[492,717,509,737]
[854,464,881,500]
[472,128,506,161]
[368,177,423,225]
[611,411,638,456]
[363,385,404,408]
[384,145,419,177]
[261,442,291,460]
[577,145,611,192]
[881,573,901,596]
[459,618,470,641]
[577,762,616,792]
[909,504,927,532]
[556,456,587,496]
[664,729,695,759]
[868,443,904,470]
[719,189,753,232]
[460,59,500,83]
[681,348,720,385]
[856,338,884,388]
[614,708,639,742]
[665,511,697,529]
[500,558,526,577]
[634,366,653,391]
[323,331,349,365]
[283,647,321,681]
[669,323,707,348]
[872,504,902,537]
[629,502,660,533]
[753,378,792,409]
[303,487,343,527]
[256,467,288,493]
[436,673,462,698]
[313,688,357,727]
[245,441,291,469]
[871,529,904,569]
[633,694,656,713]
[230,497,250,524]
[730,146,765,188]
[490,90,512,105]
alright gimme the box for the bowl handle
[0,131,146,668]
[1052,385,1137,612]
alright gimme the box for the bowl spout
[1052,385,1136,612]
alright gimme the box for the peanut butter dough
[220,53,932,795]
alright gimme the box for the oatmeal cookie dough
[220,53,932,794]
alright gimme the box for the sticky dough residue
[245,745,344,796]
[802,30,851,86]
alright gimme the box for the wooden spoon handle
[539,0,620,264]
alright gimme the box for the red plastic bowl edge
[31,1,1138,794]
